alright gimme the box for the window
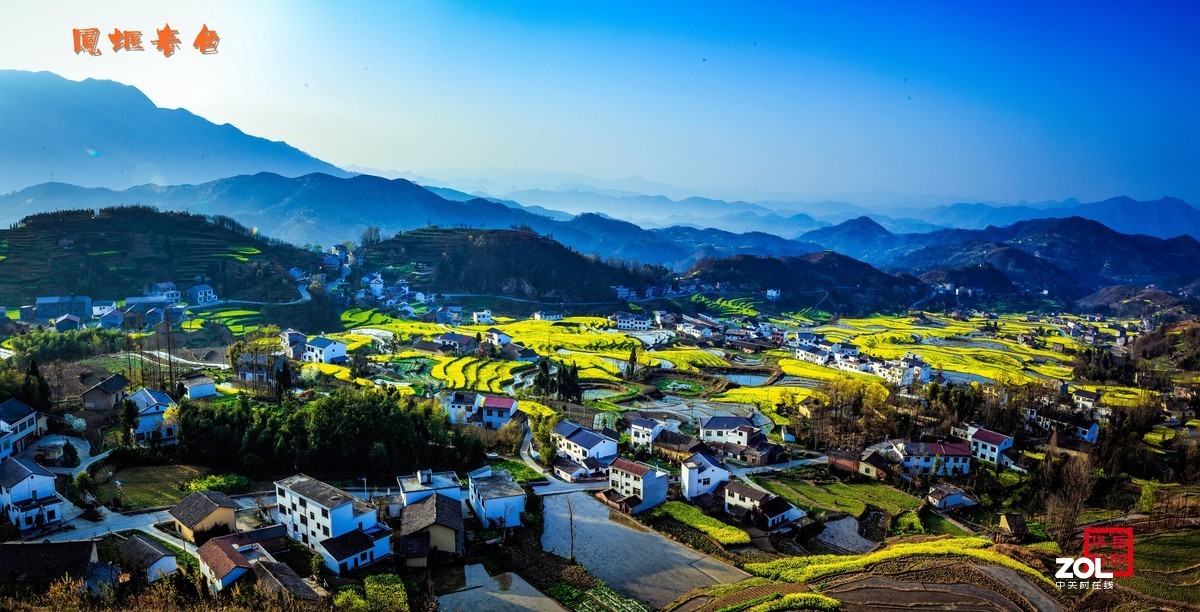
[278,488,286,498]
[323,526,330,536]
[47,510,55,520]
[321,508,329,518]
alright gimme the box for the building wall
[176,507,235,543]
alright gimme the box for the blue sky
[3,1,1198,203]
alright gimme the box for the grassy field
[645,501,751,546]
[690,294,762,318]
[203,307,266,336]
[757,477,920,518]
[1116,530,1200,605]
[301,362,379,388]
[429,356,531,393]
[646,348,728,371]
[710,386,812,425]
[488,459,545,483]
[95,464,208,509]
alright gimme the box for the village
[0,237,1197,611]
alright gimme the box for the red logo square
[1082,527,1135,578]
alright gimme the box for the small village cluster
[2,282,217,334]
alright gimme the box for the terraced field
[203,307,266,336]
[755,477,921,518]
[430,355,533,393]
[690,294,762,317]
[1116,530,1200,605]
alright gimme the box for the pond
[712,372,771,386]
[582,388,619,401]
[940,371,994,385]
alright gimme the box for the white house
[604,458,669,514]
[183,377,218,400]
[552,421,618,464]
[533,311,563,321]
[892,440,971,476]
[187,284,218,305]
[303,337,348,364]
[396,470,462,506]
[699,416,757,446]
[485,328,513,346]
[613,312,650,331]
[275,474,392,574]
[441,391,478,424]
[468,467,525,528]
[475,395,518,430]
[0,456,64,531]
[472,310,494,324]
[0,399,39,461]
[952,423,1014,465]
[927,484,978,510]
[129,389,178,446]
[629,418,665,448]
[119,534,178,583]
[681,452,729,500]
[722,480,804,530]
[877,353,932,386]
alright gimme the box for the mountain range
[0,70,347,194]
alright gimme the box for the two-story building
[303,337,348,364]
[0,399,39,461]
[275,474,393,574]
[952,423,1015,466]
[629,418,665,448]
[552,421,618,464]
[600,458,668,515]
[396,470,462,506]
[721,480,804,530]
[0,456,64,531]
[681,452,730,500]
[81,374,129,411]
[699,416,756,446]
[612,312,651,331]
[129,389,177,446]
[892,440,972,476]
[476,395,518,430]
[467,467,525,528]
[187,284,218,305]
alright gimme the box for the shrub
[186,474,249,494]
[334,586,370,611]
[890,511,924,536]
[746,593,841,611]
[646,501,750,546]
[363,574,409,612]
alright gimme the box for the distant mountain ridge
[0,70,349,193]
[0,173,825,271]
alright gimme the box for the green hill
[360,227,668,302]
[0,206,318,306]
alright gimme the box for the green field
[1117,530,1200,605]
[757,477,920,518]
[95,464,209,509]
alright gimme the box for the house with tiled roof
[275,474,392,574]
[600,458,668,514]
[951,423,1015,466]
[652,429,704,462]
[119,534,177,583]
[0,398,39,461]
[629,418,665,448]
[891,440,972,476]
[720,480,805,530]
[552,421,618,464]
[397,493,464,567]
[81,373,129,411]
[169,490,239,543]
[436,332,478,356]
[197,525,316,598]
[0,541,101,592]
[0,456,64,531]
[129,388,178,446]
[303,336,347,364]
[476,395,518,430]
[681,452,729,500]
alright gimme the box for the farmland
[1116,530,1200,605]
[430,355,534,393]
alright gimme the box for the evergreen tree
[119,399,138,446]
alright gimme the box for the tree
[275,359,292,402]
[1045,454,1097,551]
[61,440,80,467]
[119,399,138,446]
[360,226,382,248]
[310,552,325,578]
[19,359,51,409]
[625,345,639,380]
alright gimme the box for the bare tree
[1046,454,1097,551]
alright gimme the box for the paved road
[42,506,172,543]
[542,492,748,608]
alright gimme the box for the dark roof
[0,541,96,584]
[759,496,794,519]
[902,441,971,457]
[307,336,340,349]
[700,416,755,431]
[0,457,54,488]
[319,529,374,561]
[168,490,239,529]
[0,398,35,424]
[86,373,129,396]
[276,474,355,508]
[396,532,431,558]
[723,480,770,503]
[609,458,652,477]
[630,418,660,430]
[400,493,464,536]
[119,534,173,570]
[553,456,584,474]
[253,560,320,601]
[654,430,702,452]
[861,451,893,472]
[1073,389,1101,401]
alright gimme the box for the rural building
[467,466,525,528]
[397,493,465,567]
[441,391,478,424]
[652,430,704,462]
[129,388,178,446]
[629,418,665,448]
[0,398,40,460]
[197,525,316,599]
[892,440,972,476]
[119,534,178,582]
[927,484,978,510]
[303,336,348,364]
[0,541,101,593]
[183,376,218,400]
[275,474,393,574]
[81,373,129,411]
[681,452,730,500]
[952,423,1014,465]
[396,470,462,506]
[187,284,218,305]
[169,490,239,543]
[533,311,563,321]
[552,421,618,464]
[476,395,518,429]
[601,458,669,514]
[0,456,64,531]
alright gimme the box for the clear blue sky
[3,1,1198,203]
